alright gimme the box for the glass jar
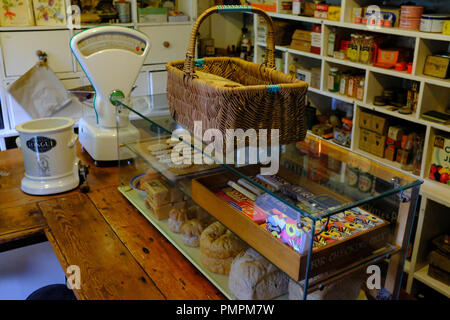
[359,36,371,64]
[328,67,340,92]
[356,80,365,100]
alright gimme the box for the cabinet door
[131,71,150,97]
[149,71,167,95]
[138,25,191,64]
[0,30,74,77]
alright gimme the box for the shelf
[316,90,356,104]
[118,186,253,300]
[251,12,450,41]
[265,12,323,24]
[414,265,450,298]
[307,130,351,151]
[136,21,192,27]
[354,148,421,181]
[324,20,450,42]
[0,25,69,31]
[421,179,450,208]
[357,102,422,126]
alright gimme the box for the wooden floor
[0,144,224,300]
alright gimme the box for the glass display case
[114,94,422,300]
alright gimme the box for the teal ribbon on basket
[217,5,253,12]
[195,58,205,68]
[267,85,280,93]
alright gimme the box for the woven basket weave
[166,5,308,145]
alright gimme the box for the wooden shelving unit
[251,0,450,299]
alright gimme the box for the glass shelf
[114,94,423,222]
[115,94,423,300]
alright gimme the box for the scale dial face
[77,31,147,57]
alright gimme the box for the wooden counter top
[0,144,224,300]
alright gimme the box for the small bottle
[327,28,336,57]
[356,80,365,100]
[339,72,349,95]
[347,75,356,97]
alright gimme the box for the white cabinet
[0,31,74,77]
[149,70,167,95]
[139,25,191,64]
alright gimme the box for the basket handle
[183,5,275,77]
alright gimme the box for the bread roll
[168,208,187,233]
[288,268,364,300]
[180,219,204,247]
[229,248,289,300]
[200,253,235,275]
[200,222,247,259]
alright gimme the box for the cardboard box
[370,133,386,158]
[296,69,312,84]
[423,55,450,79]
[429,135,450,185]
[328,6,341,21]
[310,67,321,89]
[290,39,311,52]
[303,1,316,16]
[138,7,168,23]
[249,0,277,12]
[292,29,312,42]
[371,114,388,135]
[359,111,373,131]
[314,10,328,19]
[385,146,396,161]
[359,128,372,152]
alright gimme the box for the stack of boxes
[290,25,321,54]
[290,29,312,53]
[359,111,388,158]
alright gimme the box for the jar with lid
[328,67,340,92]
[359,36,373,64]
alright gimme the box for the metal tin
[116,1,131,23]
[420,14,450,33]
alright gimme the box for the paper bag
[7,64,72,119]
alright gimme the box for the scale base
[21,163,80,196]
[79,117,139,162]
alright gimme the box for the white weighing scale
[70,26,151,162]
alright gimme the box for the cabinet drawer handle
[163,41,170,48]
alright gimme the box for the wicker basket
[166,5,308,145]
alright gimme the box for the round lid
[421,13,450,18]
[330,67,339,72]
[16,117,75,134]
